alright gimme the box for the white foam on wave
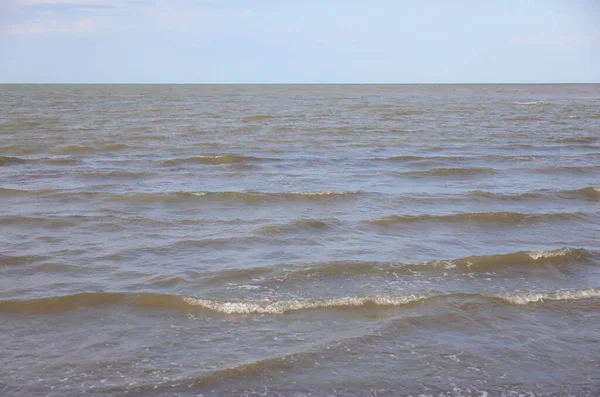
[526,248,571,260]
[437,261,457,270]
[286,191,356,196]
[182,294,426,314]
[234,284,261,290]
[515,101,550,105]
[498,288,600,305]
[190,192,206,196]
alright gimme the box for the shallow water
[1,84,600,396]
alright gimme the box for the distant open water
[1,84,600,397]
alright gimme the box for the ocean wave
[3,186,596,205]
[0,156,78,166]
[0,119,45,129]
[182,295,427,314]
[0,187,78,199]
[258,219,336,234]
[554,136,600,144]
[380,110,426,119]
[468,190,543,200]
[526,248,574,260]
[108,349,323,394]
[0,292,428,315]
[514,101,550,105]
[53,144,132,154]
[535,166,600,175]
[384,154,580,165]
[400,167,496,177]
[160,154,261,166]
[575,187,600,201]
[0,216,79,228]
[102,143,131,151]
[0,145,41,154]
[469,187,600,201]
[452,247,591,271]
[3,286,599,315]
[242,115,272,122]
[0,189,363,204]
[123,190,361,204]
[385,155,469,163]
[497,289,600,305]
[230,163,263,170]
[0,187,28,196]
[43,157,79,165]
[385,155,426,162]
[0,254,49,267]
[0,156,27,166]
[368,211,580,227]
[55,145,97,154]
[80,170,144,179]
[505,116,543,121]
[201,248,594,286]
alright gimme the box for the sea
[1,84,599,397]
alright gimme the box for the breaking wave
[160,154,262,166]
[369,211,581,227]
[0,292,428,315]
[497,289,600,305]
[3,286,599,316]
[202,247,595,285]
[0,189,363,204]
[121,190,363,204]
[514,101,550,105]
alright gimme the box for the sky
[0,0,599,83]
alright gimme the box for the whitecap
[498,288,600,305]
[515,101,550,105]
[182,294,427,314]
[526,248,571,260]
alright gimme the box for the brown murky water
[1,84,600,396]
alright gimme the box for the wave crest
[497,289,600,305]
[0,156,77,166]
[258,219,334,235]
[127,190,361,204]
[201,248,594,287]
[369,212,578,227]
[514,101,550,105]
[243,115,272,122]
[161,154,260,166]
[554,136,600,144]
[183,295,426,314]
[3,287,599,316]
[0,156,28,166]
[0,189,363,204]
[0,292,427,315]
[469,187,600,202]
[401,167,496,177]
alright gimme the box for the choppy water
[1,84,600,397]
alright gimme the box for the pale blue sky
[1,0,599,83]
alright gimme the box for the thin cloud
[513,34,600,46]
[0,18,93,34]
[11,0,113,5]
[0,0,141,34]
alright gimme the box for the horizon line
[1,82,600,85]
